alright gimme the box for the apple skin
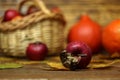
[27,5,39,15]
[26,42,48,61]
[11,16,22,21]
[60,41,92,70]
[51,7,61,13]
[66,41,92,69]
[3,9,20,22]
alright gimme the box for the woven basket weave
[0,0,66,57]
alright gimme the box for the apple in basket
[3,9,21,22]
[19,0,39,16]
[26,42,48,61]
[27,5,39,15]
[51,7,61,13]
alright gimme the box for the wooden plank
[0,64,120,79]
[0,54,120,79]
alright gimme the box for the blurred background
[0,0,120,35]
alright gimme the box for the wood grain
[0,63,120,79]
[0,54,120,79]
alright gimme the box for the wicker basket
[0,0,66,57]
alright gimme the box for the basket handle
[33,0,51,15]
[18,0,51,15]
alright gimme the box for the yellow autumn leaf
[46,62,69,70]
[89,59,120,69]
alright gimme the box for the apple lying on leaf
[3,9,21,22]
[26,42,48,61]
[60,41,92,70]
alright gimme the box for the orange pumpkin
[68,15,102,53]
[102,19,120,57]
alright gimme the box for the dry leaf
[89,63,111,69]
[46,62,69,70]
[91,59,108,63]
[46,56,60,62]
[89,59,120,69]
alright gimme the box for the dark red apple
[60,41,92,70]
[26,42,48,61]
[51,7,61,13]
[27,5,39,15]
[3,9,20,22]
[19,0,37,16]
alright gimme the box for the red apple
[12,16,22,21]
[51,7,61,13]
[19,0,36,16]
[3,9,20,22]
[26,42,48,61]
[27,5,39,15]
[60,41,92,70]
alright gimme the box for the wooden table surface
[0,54,120,80]
[0,64,120,80]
